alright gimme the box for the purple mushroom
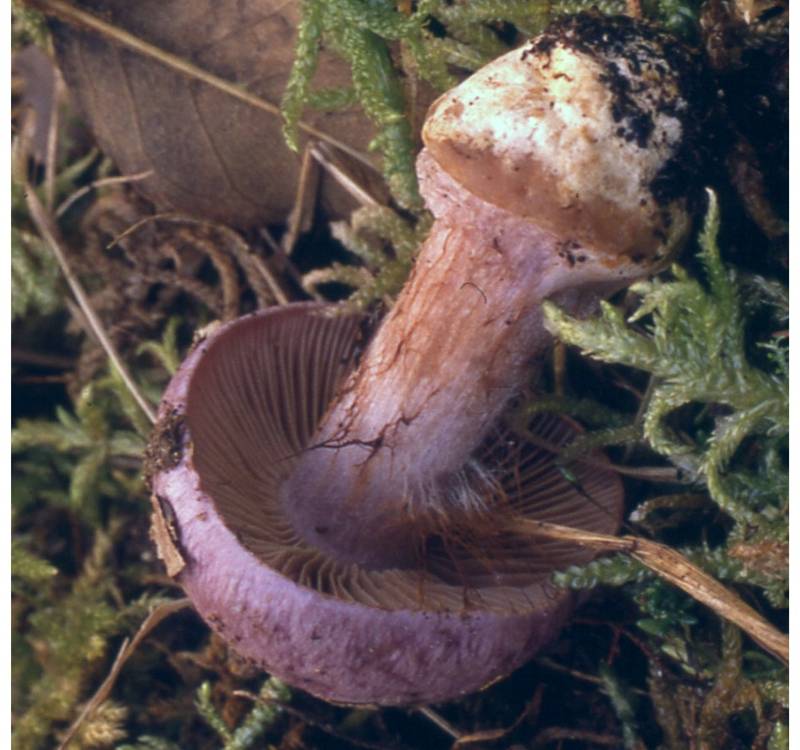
[148,14,705,706]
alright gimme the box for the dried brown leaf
[48,0,384,227]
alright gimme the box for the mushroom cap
[423,13,706,263]
[148,304,624,705]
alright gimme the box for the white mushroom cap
[423,13,705,264]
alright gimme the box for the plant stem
[514,518,788,665]
[24,182,158,424]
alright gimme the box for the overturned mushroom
[149,14,706,705]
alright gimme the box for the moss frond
[544,189,787,739]
[69,700,128,750]
[195,677,289,750]
[12,375,147,523]
[11,224,62,320]
[553,553,650,589]
[544,190,788,530]
[311,205,431,308]
[11,540,58,587]
[281,0,325,153]
[13,532,124,750]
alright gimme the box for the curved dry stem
[55,170,153,219]
[24,183,158,424]
[56,598,192,750]
[108,212,290,310]
[514,519,789,665]
[43,65,64,211]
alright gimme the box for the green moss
[196,678,290,750]
[545,191,788,532]
[13,533,125,750]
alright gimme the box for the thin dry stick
[282,143,320,256]
[24,184,158,424]
[56,170,153,218]
[514,519,789,665]
[12,346,75,369]
[26,0,377,171]
[259,227,321,302]
[535,657,648,696]
[515,424,683,483]
[197,221,290,306]
[44,68,63,211]
[104,211,175,251]
[598,464,681,482]
[108,211,291,306]
[421,692,543,748]
[311,143,381,208]
[282,141,380,256]
[624,374,656,462]
[57,598,192,750]
[178,226,241,320]
[451,689,544,748]
[417,707,461,740]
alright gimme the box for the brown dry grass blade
[451,691,543,747]
[516,519,788,665]
[24,181,158,424]
[419,690,542,748]
[57,598,192,750]
[29,0,385,227]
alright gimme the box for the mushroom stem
[283,151,629,568]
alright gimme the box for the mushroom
[148,14,705,706]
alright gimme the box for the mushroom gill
[149,303,622,704]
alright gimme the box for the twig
[57,598,192,750]
[24,183,157,423]
[205,223,289,307]
[514,424,683,483]
[451,688,544,747]
[107,211,291,307]
[312,143,381,209]
[26,0,377,171]
[514,519,789,665]
[280,137,388,257]
[417,707,461,740]
[104,211,175,251]
[603,464,682,482]
[726,131,789,239]
[178,226,241,320]
[535,657,649,697]
[55,170,153,218]
[259,227,321,302]
[44,67,63,211]
[11,346,74,369]
[282,143,320,256]
[14,374,69,385]
[624,374,656,462]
